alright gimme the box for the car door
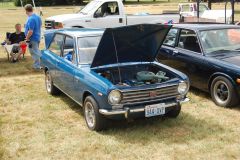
[71,36,102,103]
[159,28,209,90]
[56,36,77,96]
[48,34,65,88]
[91,1,125,28]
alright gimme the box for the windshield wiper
[209,49,239,54]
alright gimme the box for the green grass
[1,4,240,160]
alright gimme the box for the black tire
[210,76,239,107]
[165,104,181,118]
[84,96,107,131]
[45,70,60,95]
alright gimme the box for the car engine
[99,70,169,87]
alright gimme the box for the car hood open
[91,24,171,68]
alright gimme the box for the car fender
[208,72,237,90]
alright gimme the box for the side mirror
[94,12,102,18]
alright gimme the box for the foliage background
[13,0,85,6]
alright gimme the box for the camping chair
[2,32,27,62]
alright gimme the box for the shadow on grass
[0,56,42,77]
[58,90,227,144]
[58,93,84,116]
[100,112,226,144]
[190,87,240,109]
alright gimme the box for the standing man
[24,4,42,70]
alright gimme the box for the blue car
[41,24,189,131]
[158,24,240,107]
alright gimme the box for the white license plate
[145,103,166,117]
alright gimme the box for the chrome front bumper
[99,98,189,118]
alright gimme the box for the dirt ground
[1,3,240,160]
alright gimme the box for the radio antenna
[111,31,122,84]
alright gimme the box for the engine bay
[95,64,174,87]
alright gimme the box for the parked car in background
[41,24,189,131]
[179,3,232,23]
[45,0,180,29]
[158,24,240,107]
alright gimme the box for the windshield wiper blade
[210,49,237,54]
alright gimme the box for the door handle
[173,50,178,55]
[74,75,80,82]
[85,20,91,22]
[119,18,123,23]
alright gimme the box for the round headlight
[108,90,122,105]
[178,81,188,95]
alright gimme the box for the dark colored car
[41,24,190,131]
[158,24,240,107]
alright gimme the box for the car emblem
[149,91,157,97]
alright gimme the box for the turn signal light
[237,78,240,84]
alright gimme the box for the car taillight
[54,22,63,29]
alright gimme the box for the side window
[199,4,208,13]
[178,29,201,53]
[49,34,65,56]
[163,28,178,47]
[181,5,190,12]
[63,36,75,63]
[95,2,119,17]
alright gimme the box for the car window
[199,4,208,13]
[63,36,75,63]
[78,36,102,64]
[95,2,119,17]
[163,28,178,47]
[49,34,65,56]
[181,5,190,12]
[178,29,201,53]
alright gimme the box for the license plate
[145,103,165,117]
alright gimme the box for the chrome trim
[179,97,190,104]
[120,84,179,105]
[99,101,179,117]
[53,83,83,107]
[45,20,54,29]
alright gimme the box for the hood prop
[111,31,122,85]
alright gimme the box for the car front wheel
[211,76,239,107]
[84,96,107,131]
[45,70,60,95]
[165,104,181,118]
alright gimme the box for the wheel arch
[208,72,236,91]
[82,90,95,104]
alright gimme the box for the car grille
[121,84,179,105]
[45,20,54,29]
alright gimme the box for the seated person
[7,23,26,45]
[3,24,26,62]
[64,51,73,62]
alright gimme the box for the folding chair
[2,32,27,62]
[4,44,20,62]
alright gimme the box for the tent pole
[32,0,36,10]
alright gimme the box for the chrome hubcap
[214,80,229,104]
[85,102,96,128]
[45,73,52,93]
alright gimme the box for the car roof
[173,23,240,31]
[55,28,105,37]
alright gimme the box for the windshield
[79,0,101,14]
[78,36,102,64]
[200,28,240,55]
